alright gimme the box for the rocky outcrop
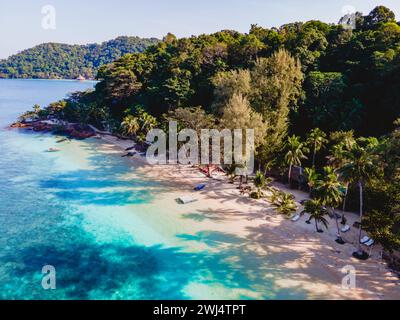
[10,120,95,140]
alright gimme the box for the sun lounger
[365,239,375,247]
[177,196,198,204]
[360,236,370,244]
[291,214,301,222]
[341,225,351,233]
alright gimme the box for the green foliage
[363,6,396,30]
[304,167,319,192]
[0,37,159,79]
[164,106,216,134]
[270,190,298,217]
[307,128,328,166]
[314,166,343,209]
[220,93,267,149]
[253,171,269,198]
[121,115,140,137]
[284,135,309,184]
[251,50,304,163]
[19,104,42,121]
[339,138,381,185]
[294,72,363,133]
[301,199,329,232]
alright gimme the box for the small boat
[194,184,206,191]
[46,147,61,153]
[56,138,69,143]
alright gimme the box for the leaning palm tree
[307,128,328,167]
[339,139,379,257]
[301,199,329,233]
[315,167,344,243]
[285,135,308,186]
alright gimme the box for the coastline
[92,130,400,300]
[8,115,400,299]
[0,78,98,83]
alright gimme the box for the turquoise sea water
[0,79,310,300]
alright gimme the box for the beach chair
[365,239,375,247]
[291,214,301,222]
[177,196,198,204]
[341,225,351,233]
[360,236,370,244]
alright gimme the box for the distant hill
[0,36,160,80]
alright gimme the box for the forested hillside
[87,6,399,138]
[0,36,160,80]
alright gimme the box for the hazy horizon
[1,0,400,59]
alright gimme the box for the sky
[0,0,399,59]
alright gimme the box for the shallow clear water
[0,79,308,300]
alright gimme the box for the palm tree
[274,193,298,217]
[301,199,329,233]
[121,115,140,137]
[327,143,346,169]
[315,167,344,243]
[307,128,328,167]
[327,132,356,224]
[330,130,356,151]
[285,135,308,186]
[254,171,266,198]
[225,164,238,183]
[304,167,319,196]
[140,112,157,133]
[339,139,379,257]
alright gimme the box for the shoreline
[0,78,98,83]
[93,130,400,300]
[9,120,400,299]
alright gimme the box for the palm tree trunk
[341,183,349,224]
[357,181,364,253]
[333,208,342,239]
[288,163,293,186]
[312,144,316,167]
[207,164,211,178]
[315,220,319,232]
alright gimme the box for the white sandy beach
[96,133,400,300]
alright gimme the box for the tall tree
[284,135,308,186]
[363,6,396,30]
[211,69,252,114]
[251,49,303,165]
[315,167,344,243]
[307,128,328,167]
[220,93,267,149]
[339,139,380,257]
